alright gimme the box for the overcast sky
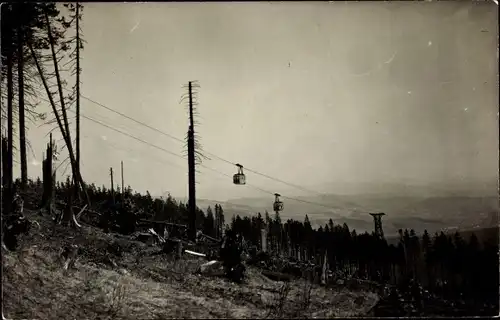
[21,1,498,201]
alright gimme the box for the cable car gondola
[273,193,284,212]
[233,163,246,185]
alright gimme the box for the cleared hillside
[2,209,380,319]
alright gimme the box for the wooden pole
[121,160,124,200]
[110,167,115,204]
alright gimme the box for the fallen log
[198,232,221,243]
[184,249,206,258]
[196,260,223,275]
[138,219,187,228]
[75,204,88,219]
[55,201,101,216]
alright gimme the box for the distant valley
[193,193,498,238]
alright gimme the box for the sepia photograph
[1,1,498,318]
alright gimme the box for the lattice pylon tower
[369,212,386,239]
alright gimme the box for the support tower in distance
[369,212,386,239]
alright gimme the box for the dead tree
[5,14,14,213]
[75,2,82,175]
[29,11,90,214]
[17,6,28,189]
[186,83,197,241]
[180,81,208,240]
[41,133,56,216]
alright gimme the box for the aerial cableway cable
[60,109,346,212]
[82,130,242,193]
[79,132,254,210]
[42,85,356,212]
[81,133,187,171]
[50,83,332,196]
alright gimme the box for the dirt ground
[2,211,380,319]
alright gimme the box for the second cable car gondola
[233,163,246,185]
[273,193,284,212]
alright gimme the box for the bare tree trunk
[29,12,91,228]
[29,43,89,207]
[29,50,84,229]
[41,134,55,215]
[17,9,28,189]
[6,32,14,213]
[187,114,196,240]
[75,2,81,176]
[45,14,72,153]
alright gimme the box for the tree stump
[60,244,79,270]
[41,137,56,217]
[60,184,81,229]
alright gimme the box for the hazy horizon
[8,1,499,203]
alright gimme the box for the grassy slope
[3,210,379,319]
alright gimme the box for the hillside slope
[3,210,379,319]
